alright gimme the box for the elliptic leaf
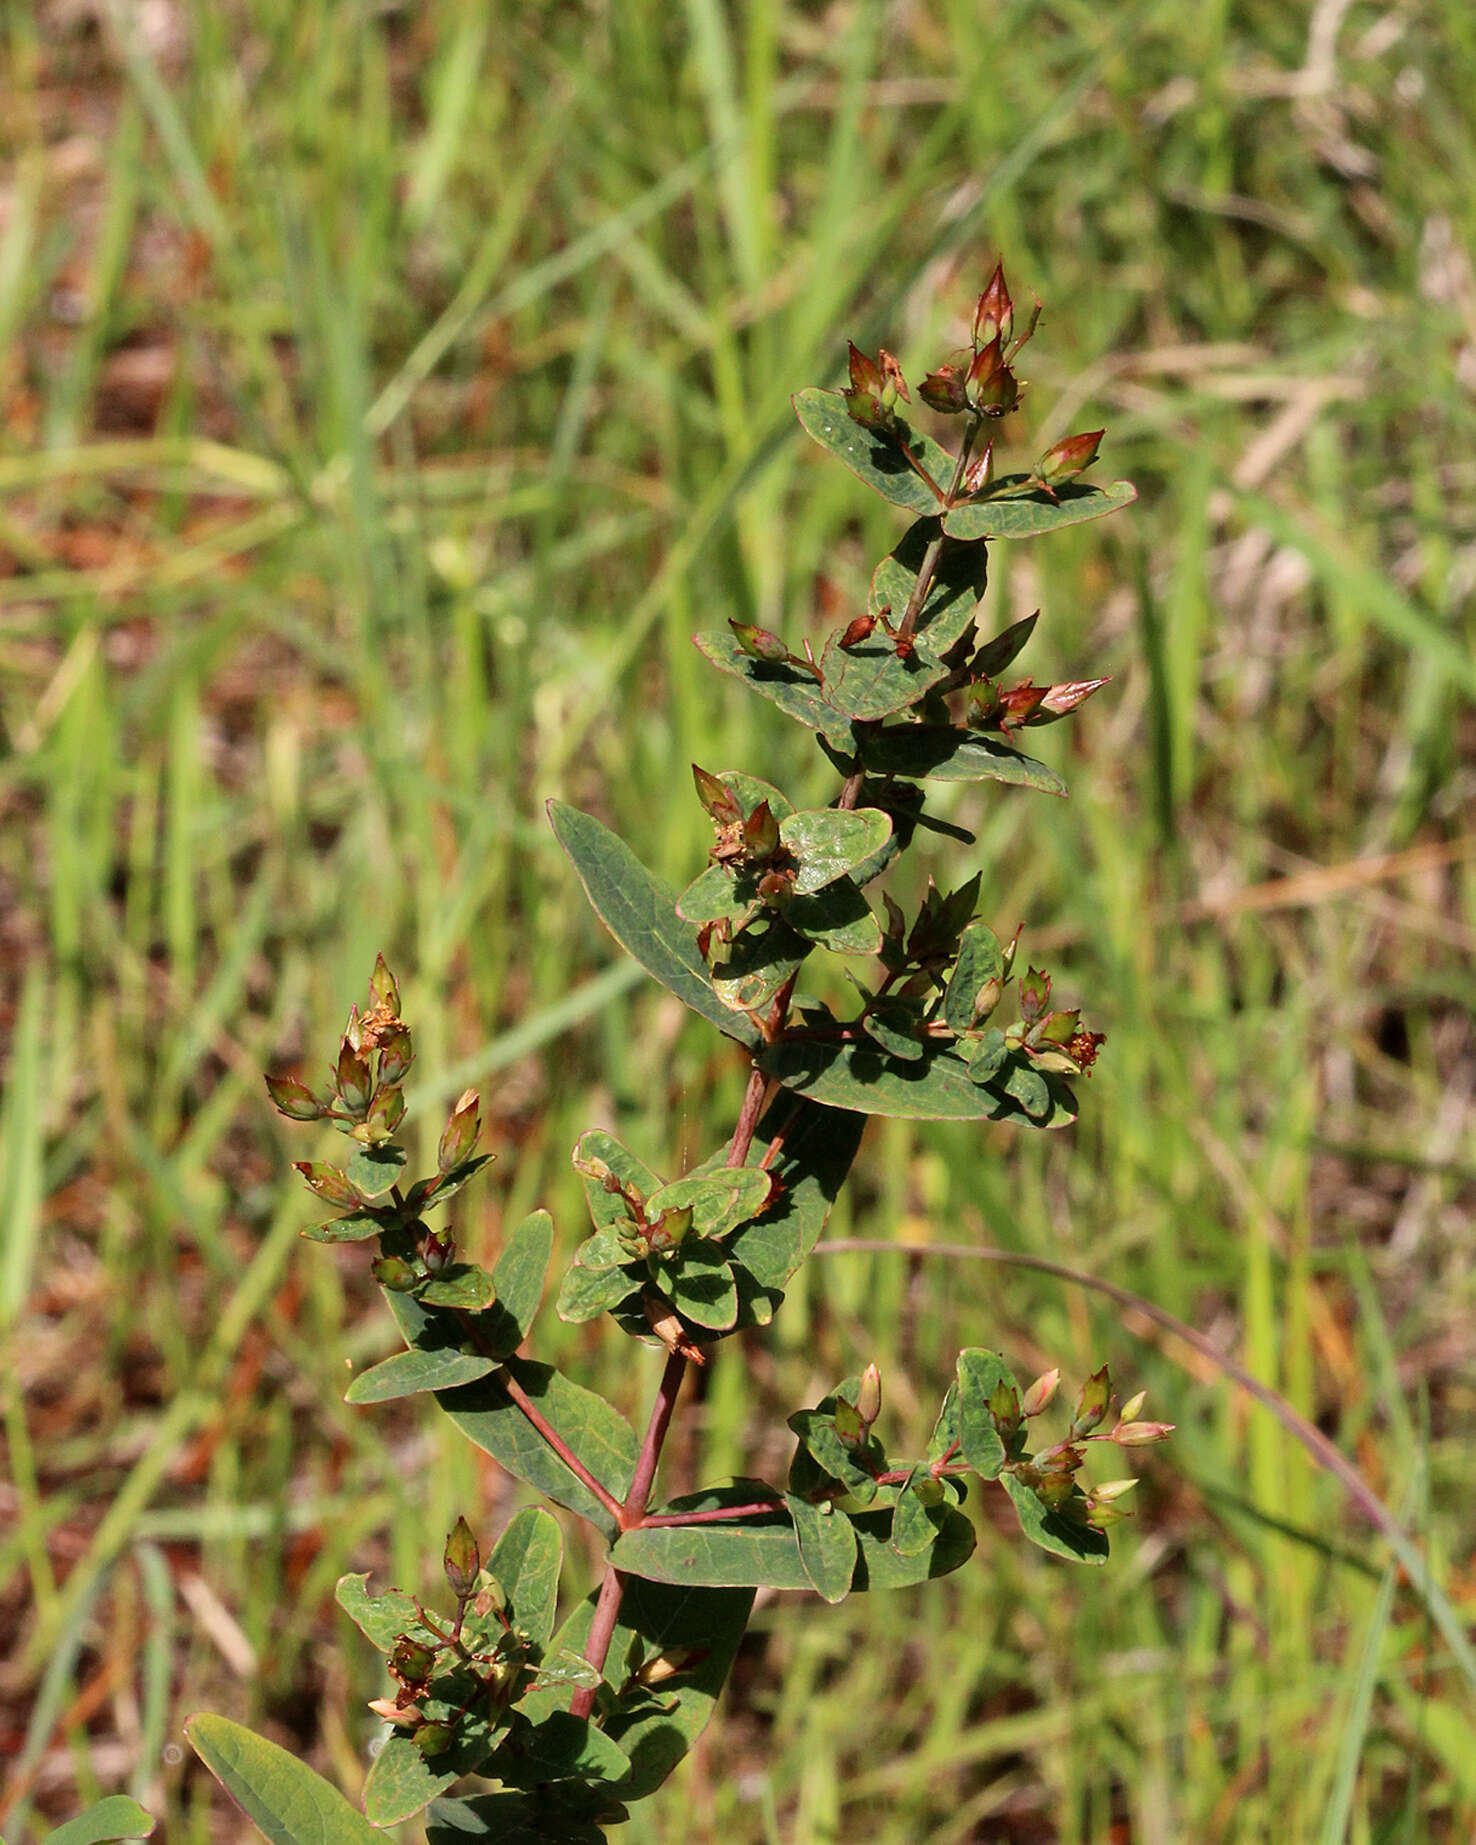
[428,1794,615,1844]
[817,632,953,722]
[779,808,891,894]
[341,1142,407,1199]
[890,1471,945,1558]
[793,388,951,515]
[710,920,808,1014]
[675,863,753,928]
[942,476,1136,541]
[548,802,760,1049]
[486,1507,564,1651]
[418,1263,496,1311]
[557,1261,641,1325]
[967,1029,1009,1083]
[185,1714,383,1845]
[787,1494,857,1603]
[722,1097,864,1294]
[784,878,881,955]
[867,522,988,637]
[482,1211,553,1358]
[788,1405,882,1504]
[612,1513,807,1591]
[345,1345,495,1405]
[955,1349,1013,1479]
[407,1155,496,1213]
[363,1735,457,1829]
[858,725,1066,795]
[712,770,795,822]
[301,1210,389,1245]
[574,1131,661,1236]
[761,1036,1078,1124]
[662,1239,737,1331]
[45,1797,156,1844]
[945,924,1005,1035]
[862,998,926,1062]
[1000,1469,1109,1564]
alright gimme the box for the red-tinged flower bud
[443,1515,480,1598]
[416,1721,456,1758]
[1000,922,1024,980]
[743,799,781,859]
[696,920,716,962]
[988,1378,1022,1432]
[877,348,910,402]
[293,1162,361,1207]
[364,1083,406,1138]
[390,1636,436,1684]
[376,1024,414,1087]
[962,439,994,497]
[1071,1364,1112,1438]
[438,1088,481,1173]
[1021,1367,1060,1417]
[343,1003,363,1054]
[998,681,1047,730]
[757,867,794,906]
[855,1362,882,1430]
[1118,1390,1146,1424]
[1112,1420,1175,1446]
[692,762,743,823]
[1037,429,1103,485]
[336,1038,372,1114]
[1092,1477,1139,1503]
[843,387,885,428]
[1031,1048,1082,1075]
[423,1230,454,1273]
[369,953,400,1015]
[973,262,1014,350]
[832,1397,866,1446]
[645,1204,692,1251]
[637,1645,707,1687]
[1019,966,1051,1024]
[970,975,1003,1028]
[918,364,968,413]
[265,1074,326,1121]
[727,620,789,665]
[839,613,877,649]
[847,340,882,397]
[1040,1007,1081,1046]
[369,1697,422,1726]
[1027,677,1111,723]
[642,1293,707,1364]
[1034,1470,1077,1510]
[372,1254,419,1292]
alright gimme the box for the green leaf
[340,1142,407,1200]
[301,1210,391,1245]
[662,1238,737,1330]
[363,1735,457,1829]
[945,925,1004,1035]
[418,1263,496,1311]
[335,1574,435,1653]
[859,725,1066,794]
[927,1382,960,1466]
[487,1713,630,1791]
[391,1297,637,1537]
[849,1502,976,1588]
[557,1260,641,1325]
[942,476,1137,540]
[784,878,881,956]
[787,1494,857,1603]
[710,919,808,1013]
[612,1507,807,1590]
[345,1344,495,1405]
[45,1797,156,1844]
[761,1036,1079,1124]
[482,1211,553,1358]
[1000,1469,1109,1564]
[788,1405,883,1504]
[692,629,841,735]
[548,801,760,1049]
[648,1168,771,1240]
[889,1471,944,1558]
[185,1714,383,1845]
[675,862,754,927]
[779,808,891,894]
[966,1029,1009,1083]
[817,633,953,722]
[862,998,926,1062]
[793,388,951,515]
[487,1506,563,1651]
[955,1350,1013,1479]
[714,770,796,821]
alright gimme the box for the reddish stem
[498,1368,626,1526]
[569,1566,626,1722]
[727,1065,770,1169]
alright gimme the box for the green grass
[3,1,1475,1839]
